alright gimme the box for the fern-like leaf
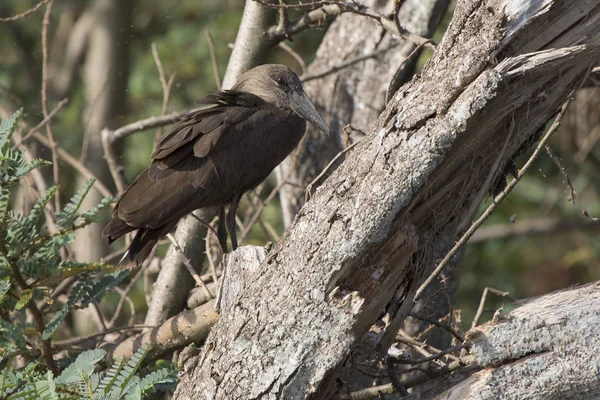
[34,371,58,400]
[42,304,68,340]
[14,289,32,311]
[114,344,150,397]
[56,179,96,228]
[10,159,51,186]
[0,186,9,226]
[0,108,22,152]
[93,358,126,399]
[56,349,106,386]
[0,320,27,348]
[82,197,116,224]
[79,270,128,308]
[7,186,58,255]
[138,367,177,396]
[0,277,10,304]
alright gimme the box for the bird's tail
[103,218,174,268]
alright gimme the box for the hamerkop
[103,64,329,267]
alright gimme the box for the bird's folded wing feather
[114,91,269,230]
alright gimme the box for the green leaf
[94,357,126,398]
[42,304,68,340]
[11,159,51,184]
[0,277,10,304]
[138,367,177,396]
[114,345,150,396]
[0,109,23,151]
[0,320,27,348]
[14,289,32,311]
[82,271,128,307]
[56,179,96,228]
[56,349,105,385]
[0,186,9,225]
[8,186,58,255]
[123,382,141,400]
[34,371,58,400]
[82,197,116,224]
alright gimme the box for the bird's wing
[114,91,270,230]
[151,91,265,164]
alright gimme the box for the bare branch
[0,0,49,22]
[301,42,399,83]
[32,131,114,198]
[104,300,218,363]
[545,144,577,203]
[471,287,516,329]
[469,216,600,244]
[41,0,61,212]
[166,233,214,299]
[205,27,222,90]
[12,98,69,149]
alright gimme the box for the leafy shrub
[0,109,177,399]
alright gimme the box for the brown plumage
[103,64,329,267]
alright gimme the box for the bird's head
[235,64,330,135]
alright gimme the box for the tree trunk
[432,282,600,399]
[276,0,449,227]
[72,0,130,262]
[173,0,600,398]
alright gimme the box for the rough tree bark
[276,0,449,227]
[174,0,600,398]
[272,0,453,392]
[434,282,600,399]
[72,0,130,262]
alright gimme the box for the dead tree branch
[173,1,600,397]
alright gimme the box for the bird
[102,64,329,267]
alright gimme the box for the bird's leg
[217,205,228,252]
[226,193,241,251]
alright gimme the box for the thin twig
[414,99,573,301]
[583,210,600,222]
[12,98,69,149]
[32,131,113,198]
[41,0,61,212]
[469,216,600,243]
[343,356,469,399]
[254,0,336,9]
[151,43,175,115]
[545,145,576,203]
[189,213,225,255]
[0,0,49,22]
[391,344,463,365]
[471,287,515,329]
[301,43,398,83]
[385,40,433,103]
[306,138,362,201]
[91,303,108,332]
[409,313,464,342]
[111,110,193,140]
[205,27,222,90]
[166,233,214,299]
[239,177,290,243]
[278,42,306,75]
[108,265,146,328]
[53,325,153,346]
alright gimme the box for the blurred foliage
[0,0,598,358]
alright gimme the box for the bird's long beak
[289,90,330,135]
